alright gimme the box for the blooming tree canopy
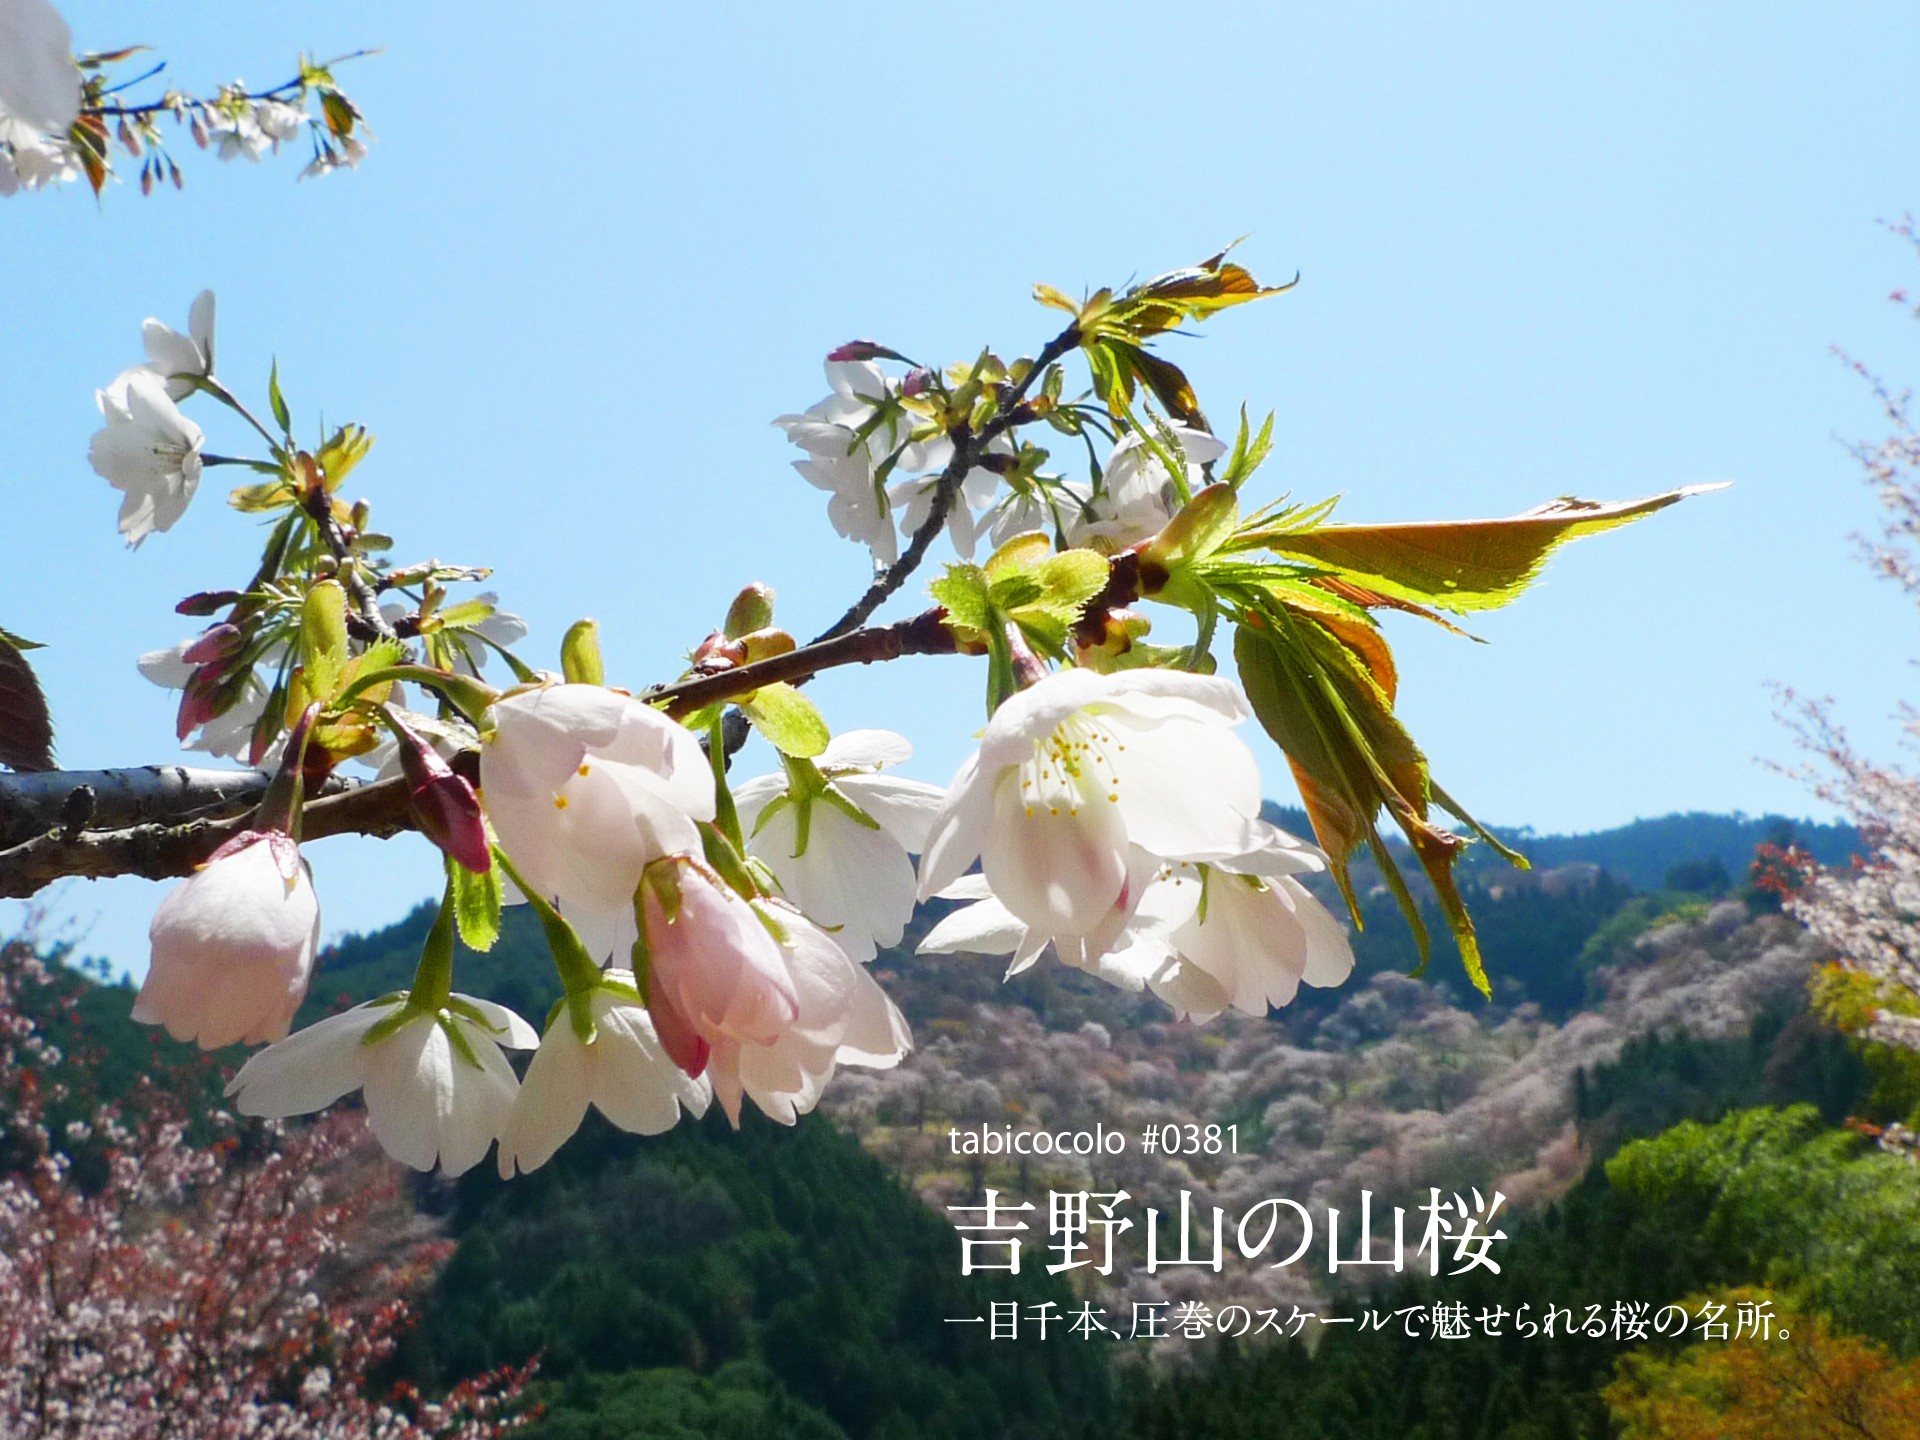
[0,13,1722,1178]
[0,0,370,198]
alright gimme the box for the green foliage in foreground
[1122,1098,1920,1440]
[398,1108,1114,1440]
[1608,1105,1920,1356]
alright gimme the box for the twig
[649,608,959,721]
[810,325,1080,644]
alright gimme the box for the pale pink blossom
[638,856,799,1078]
[480,683,714,962]
[704,903,911,1126]
[133,829,320,1049]
[917,667,1265,961]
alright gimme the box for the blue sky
[4,1,1919,972]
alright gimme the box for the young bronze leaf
[0,633,55,772]
[1268,483,1728,614]
[1112,250,1299,338]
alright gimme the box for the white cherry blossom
[480,683,715,963]
[984,477,1094,550]
[498,973,711,1177]
[226,992,538,1176]
[888,463,1002,560]
[89,369,206,546]
[1067,424,1228,550]
[0,126,75,194]
[776,359,950,565]
[208,106,271,162]
[133,829,320,1049]
[733,729,945,963]
[0,0,79,140]
[793,446,898,566]
[140,290,216,401]
[922,818,1354,1020]
[917,667,1265,952]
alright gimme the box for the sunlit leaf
[1263,484,1728,614]
[451,854,502,952]
[741,682,830,758]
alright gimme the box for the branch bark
[0,771,411,899]
[649,607,959,720]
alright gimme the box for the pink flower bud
[639,857,797,1079]
[176,664,225,740]
[175,590,242,617]
[134,830,320,1050]
[397,726,491,873]
[181,623,244,665]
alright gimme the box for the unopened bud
[826,339,905,364]
[690,632,746,671]
[901,367,935,397]
[738,627,795,663]
[723,583,775,639]
[176,666,223,740]
[176,590,242,617]
[390,710,491,873]
[561,619,605,686]
[181,623,244,666]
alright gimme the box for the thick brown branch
[651,608,959,721]
[0,774,413,900]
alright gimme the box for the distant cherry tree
[0,933,531,1437]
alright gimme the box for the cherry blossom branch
[811,324,1081,644]
[304,491,396,640]
[0,773,409,899]
[649,607,961,720]
[85,49,379,119]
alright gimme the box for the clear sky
[4,1,1918,974]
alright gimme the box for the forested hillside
[23,808,1907,1438]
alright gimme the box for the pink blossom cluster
[0,935,532,1438]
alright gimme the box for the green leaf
[1231,596,1505,998]
[1266,484,1728,615]
[319,88,358,138]
[741,682,830,758]
[1144,483,1241,572]
[1106,246,1299,338]
[434,598,497,632]
[268,360,291,436]
[1218,407,1275,492]
[299,580,350,700]
[229,480,292,513]
[724,583,775,639]
[982,531,1052,581]
[0,631,54,772]
[1020,549,1110,621]
[450,855,502,953]
[313,424,373,490]
[929,563,993,633]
